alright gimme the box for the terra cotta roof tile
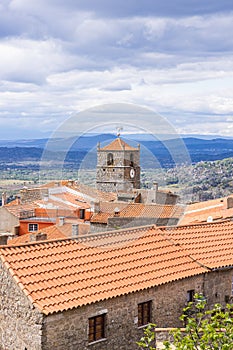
[0,224,208,315]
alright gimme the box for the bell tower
[96,136,140,193]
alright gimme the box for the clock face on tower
[130,168,135,178]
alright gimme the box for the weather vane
[116,127,123,137]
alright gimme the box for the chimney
[30,233,47,242]
[0,235,8,245]
[1,192,6,206]
[226,197,233,209]
[114,207,120,217]
[68,179,74,187]
[43,195,49,202]
[58,217,65,226]
[152,182,158,192]
[94,201,100,213]
[72,224,79,237]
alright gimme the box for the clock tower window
[107,153,114,166]
[130,153,134,167]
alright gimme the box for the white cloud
[0,2,233,138]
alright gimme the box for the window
[28,223,38,232]
[130,153,134,167]
[138,301,152,327]
[88,314,106,343]
[79,209,85,219]
[187,289,195,302]
[107,153,114,165]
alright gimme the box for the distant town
[1,135,233,349]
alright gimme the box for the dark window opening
[107,153,114,166]
[130,153,134,167]
[79,209,85,220]
[138,301,152,327]
[88,314,106,343]
[187,290,195,302]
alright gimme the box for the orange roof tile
[90,212,111,224]
[91,203,184,224]
[179,195,233,225]
[65,181,117,202]
[39,192,90,210]
[4,203,38,218]
[99,138,138,151]
[0,225,207,315]
[159,220,233,269]
[37,181,117,203]
[8,230,67,245]
[119,203,184,219]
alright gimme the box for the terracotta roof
[0,225,207,315]
[46,192,90,210]
[91,212,111,224]
[179,196,233,225]
[91,203,184,224]
[38,181,117,203]
[65,181,117,203]
[159,220,233,269]
[119,203,184,219]
[99,138,138,151]
[99,201,129,213]
[8,230,67,245]
[4,203,38,218]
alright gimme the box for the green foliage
[137,294,233,350]
[136,323,156,350]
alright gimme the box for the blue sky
[0,0,233,139]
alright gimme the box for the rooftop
[91,203,184,224]
[2,220,233,315]
[179,195,233,225]
[99,137,138,151]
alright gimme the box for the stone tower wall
[96,148,140,192]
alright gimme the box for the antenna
[116,127,123,137]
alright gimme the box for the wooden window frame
[187,289,195,302]
[79,209,85,220]
[88,313,106,343]
[28,223,38,232]
[138,300,152,327]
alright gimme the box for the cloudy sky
[1,0,233,139]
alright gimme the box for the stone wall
[41,270,233,350]
[139,189,178,205]
[107,216,179,228]
[0,260,43,350]
[0,207,19,234]
[96,148,140,193]
[20,188,49,204]
[1,259,232,350]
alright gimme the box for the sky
[1,0,233,139]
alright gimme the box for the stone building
[96,137,140,192]
[179,194,233,225]
[1,220,233,350]
[90,201,184,232]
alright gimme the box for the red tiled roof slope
[179,196,233,225]
[4,203,38,217]
[8,229,67,245]
[159,220,233,269]
[100,138,138,151]
[91,203,184,223]
[0,226,206,315]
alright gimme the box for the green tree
[137,294,233,350]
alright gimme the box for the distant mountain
[1,136,233,168]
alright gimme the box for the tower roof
[99,138,138,151]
